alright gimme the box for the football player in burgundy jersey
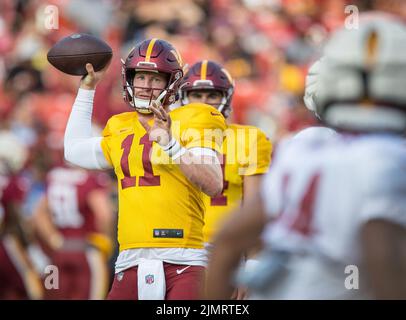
[32,152,114,299]
[0,130,43,299]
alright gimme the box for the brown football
[47,33,113,76]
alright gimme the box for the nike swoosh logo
[176,265,191,275]
[210,112,221,116]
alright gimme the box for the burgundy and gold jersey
[0,174,26,230]
[45,166,110,239]
[100,103,227,251]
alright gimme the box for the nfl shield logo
[145,274,154,285]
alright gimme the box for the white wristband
[162,137,186,160]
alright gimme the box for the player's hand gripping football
[80,62,110,90]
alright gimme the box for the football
[47,33,113,76]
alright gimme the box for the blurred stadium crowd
[1,0,405,299]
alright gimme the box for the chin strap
[126,81,135,107]
[154,89,168,108]
[217,96,228,114]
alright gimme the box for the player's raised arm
[64,63,112,170]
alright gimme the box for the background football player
[64,38,226,299]
[179,60,272,299]
[206,16,406,300]
[32,148,114,300]
[0,130,43,300]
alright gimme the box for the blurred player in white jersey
[206,16,406,300]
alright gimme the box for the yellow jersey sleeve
[238,126,272,176]
[170,103,227,154]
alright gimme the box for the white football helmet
[316,17,406,132]
[0,131,28,175]
[303,58,323,116]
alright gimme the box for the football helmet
[122,38,184,114]
[303,58,323,117]
[316,17,406,132]
[0,131,27,175]
[180,60,235,118]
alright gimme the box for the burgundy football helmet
[122,38,184,114]
[180,60,235,118]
